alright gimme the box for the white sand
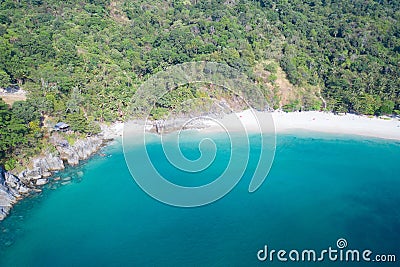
[272,111,400,140]
[101,122,125,139]
[117,110,400,141]
[203,110,400,141]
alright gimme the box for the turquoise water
[0,132,399,266]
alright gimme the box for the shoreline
[1,111,399,221]
[272,111,400,141]
[144,110,400,141]
[0,123,123,221]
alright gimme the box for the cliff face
[0,167,29,220]
[0,135,105,220]
[57,137,103,166]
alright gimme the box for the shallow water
[0,132,399,266]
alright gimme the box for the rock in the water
[5,172,29,194]
[0,206,10,221]
[42,172,52,178]
[0,186,15,206]
[36,178,48,186]
[0,189,14,221]
[0,167,30,220]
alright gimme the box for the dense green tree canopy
[0,0,399,168]
[0,99,27,162]
[0,0,398,117]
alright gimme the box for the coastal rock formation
[58,146,80,166]
[0,185,15,221]
[149,116,217,134]
[57,136,103,166]
[17,153,65,185]
[0,167,30,220]
[36,178,48,186]
[0,133,108,221]
[33,154,65,172]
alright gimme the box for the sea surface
[0,131,399,266]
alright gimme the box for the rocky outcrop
[0,167,29,220]
[36,178,48,186]
[150,115,222,134]
[57,136,103,166]
[0,134,107,221]
[17,153,65,186]
[33,153,65,172]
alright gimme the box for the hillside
[0,0,399,167]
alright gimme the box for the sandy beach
[271,111,400,140]
[197,110,400,141]
[120,110,400,141]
